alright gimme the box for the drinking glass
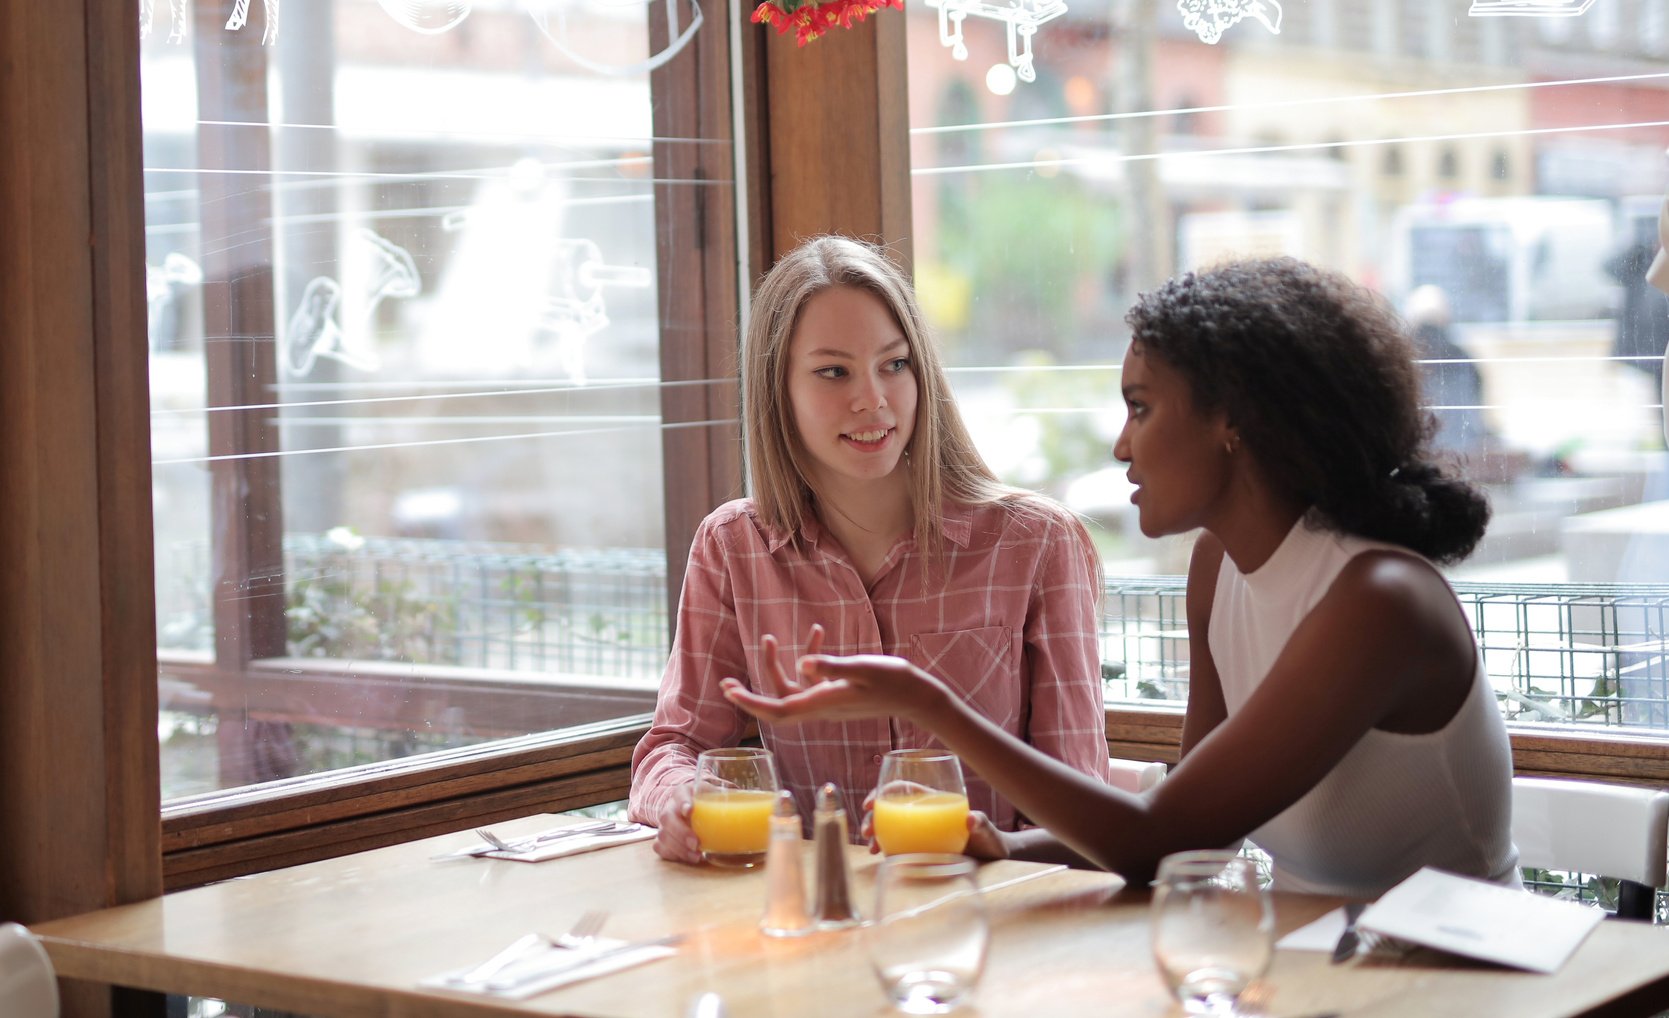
[865,854,989,1014]
[1150,850,1274,1016]
[872,749,970,856]
[689,747,779,868]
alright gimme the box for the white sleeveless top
[1209,519,1520,898]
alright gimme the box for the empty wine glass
[689,747,779,868]
[865,853,989,1014]
[1150,850,1273,1016]
[873,749,970,856]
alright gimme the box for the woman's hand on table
[652,784,703,865]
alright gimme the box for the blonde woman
[629,236,1112,863]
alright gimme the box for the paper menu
[1358,868,1605,973]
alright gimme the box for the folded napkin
[481,825,655,862]
[424,936,680,1000]
[432,823,655,863]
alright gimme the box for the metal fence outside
[160,534,670,679]
[1099,574,1669,731]
[160,535,1669,733]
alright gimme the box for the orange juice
[873,791,970,855]
[690,788,776,866]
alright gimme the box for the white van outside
[1385,196,1620,324]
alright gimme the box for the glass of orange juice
[690,747,779,867]
[872,750,970,856]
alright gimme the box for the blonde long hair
[744,236,1044,559]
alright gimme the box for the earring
[1223,439,1236,455]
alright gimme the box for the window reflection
[145,0,699,799]
[906,0,1669,726]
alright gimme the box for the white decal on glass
[1467,0,1594,16]
[283,229,421,377]
[224,0,281,44]
[926,0,1068,93]
[146,252,203,351]
[1178,0,1282,44]
[139,0,189,43]
[374,0,473,34]
[525,0,704,76]
[141,0,702,69]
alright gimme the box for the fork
[451,910,608,986]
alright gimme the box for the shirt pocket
[907,626,1023,731]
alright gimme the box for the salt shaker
[812,782,861,929]
[760,789,811,937]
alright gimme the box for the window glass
[145,0,714,799]
[905,0,1669,727]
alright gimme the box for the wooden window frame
[150,1,753,883]
[1,0,753,945]
[6,11,1665,1014]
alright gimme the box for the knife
[1330,901,1366,964]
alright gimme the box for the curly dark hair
[1125,256,1490,563]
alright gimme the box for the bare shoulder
[1312,547,1472,666]
[1185,533,1226,624]
[1318,549,1477,730]
[1188,532,1225,582]
[1329,548,1456,621]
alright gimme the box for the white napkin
[432,824,655,862]
[424,937,679,1000]
[1276,907,1353,952]
[480,825,655,862]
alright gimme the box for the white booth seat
[1512,776,1669,921]
[1107,757,1168,794]
[0,922,58,1018]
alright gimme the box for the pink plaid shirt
[629,497,1111,835]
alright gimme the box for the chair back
[1107,757,1167,794]
[1512,776,1669,920]
[0,922,59,1018]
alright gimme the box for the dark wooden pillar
[0,0,163,1014]
[652,0,747,621]
[758,11,915,268]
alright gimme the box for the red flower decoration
[751,0,905,46]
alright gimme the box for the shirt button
[872,754,883,765]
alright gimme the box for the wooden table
[33,814,1669,1018]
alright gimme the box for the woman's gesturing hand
[720,645,951,726]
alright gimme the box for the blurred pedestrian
[1404,284,1489,460]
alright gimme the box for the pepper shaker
[812,782,862,929]
[760,789,811,937]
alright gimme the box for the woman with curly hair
[724,256,1519,896]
